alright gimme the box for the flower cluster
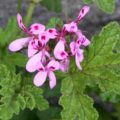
[9,6,90,89]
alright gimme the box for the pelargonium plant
[1,0,120,119]
[9,6,90,89]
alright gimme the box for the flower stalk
[17,0,22,12]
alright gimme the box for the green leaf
[12,109,39,120]
[83,0,115,14]
[37,107,61,120]
[59,76,98,120]
[41,0,62,13]
[5,53,28,67]
[114,103,120,119]
[46,17,63,29]
[0,17,20,47]
[84,22,120,68]
[24,85,49,111]
[94,0,115,14]
[83,0,92,4]
[0,64,48,120]
[100,91,120,103]
[83,22,120,95]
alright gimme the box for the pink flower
[63,6,90,33]
[54,39,68,60]
[60,58,70,72]
[26,50,50,72]
[29,23,45,35]
[77,6,90,22]
[9,13,46,53]
[76,30,90,47]
[64,22,78,33]
[46,28,58,39]
[9,37,30,52]
[17,13,45,35]
[28,39,40,58]
[33,60,59,89]
[70,41,84,70]
[39,32,50,45]
[8,6,91,89]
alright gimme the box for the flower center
[48,29,53,33]
[41,35,46,40]
[34,25,39,30]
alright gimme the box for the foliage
[0,17,19,47]
[83,0,115,14]
[59,76,98,120]
[0,64,48,120]
[0,1,120,119]
[41,0,62,13]
[59,22,120,120]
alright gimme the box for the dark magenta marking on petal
[28,27,31,31]
[34,25,39,30]
[39,68,44,71]
[81,38,85,43]
[31,41,35,45]
[71,26,75,29]
[61,52,66,56]
[20,19,22,23]
[48,29,53,33]
[21,25,26,31]
[77,40,80,44]
[38,41,42,48]
[41,35,46,40]
[82,9,84,13]
[50,66,55,70]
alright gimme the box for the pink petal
[77,6,90,21]
[28,40,38,57]
[70,41,76,55]
[76,30,83,38]
[26,52,42,72]
[39,32,49,45]
[37,62,45,71]
[45,51,51,58]
[33,71,47,87]
[60,58,69,72]
[75,49,84,70]
[54,40,68,60]
[76,30,90,47]
[29,23,45,35]
[9,37,30,52]
[81,36,90,47]
[64,22,78,33]
[17,13,28,33]
[76,39,82,47]
[47,60,59,71]
[48,71,56,89]
[47,28,58,39]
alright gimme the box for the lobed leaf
[59,76,98,120]
[83,22,120,95]
[0,64,48,120]
[83,0,115,14]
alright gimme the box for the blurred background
[0,0,120,38]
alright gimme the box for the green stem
[17,0,22,12]
[25,1,36,27]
